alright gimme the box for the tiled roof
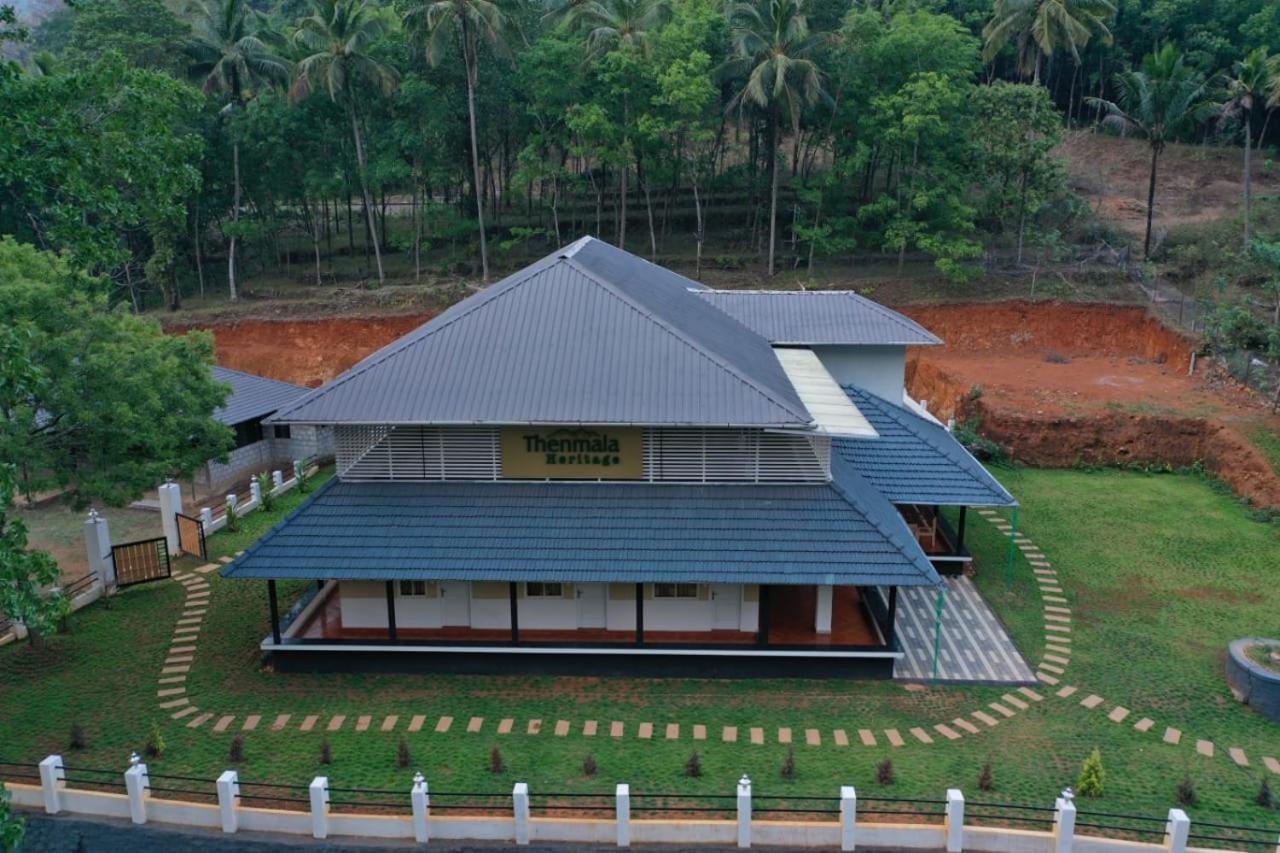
[694,290,941,346]
[835,387,1017,507]
[222,467,940,587]
[212,367,310,427]
[270,238,811,428]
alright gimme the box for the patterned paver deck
[893,577,1036,684]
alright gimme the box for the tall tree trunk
[692,166,704,281]
[193,203,205,299]
[618,163,628,249]
[463,26,490,282]
[229,139,240,301]
[1243,113,1252,250]
[413,168,422,282]
[767,109,779,277]
[348,104,385,285]
[1144,144,1159,259]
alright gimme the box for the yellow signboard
[501,427,644,480]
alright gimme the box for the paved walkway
[894,576,1036,684]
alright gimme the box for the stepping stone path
[527,719,542,735]
[693,725,706,741]
[436,716,453,733]
[556,720,571,737]
[805,729,820,746]
[356,715,372,732]
[610,721,624,738]
[583,721,598,737]
[722,726,737,743]
[328,715,345,732]
[665,724,679,740]
[637,723,653,739]
[214,716,235,733]
[750,728,764,745]
[465,717,481,733]
[498,719,514,735]
[833,730,849,746]
[859,729,877,746]
[381,716,398,732]
[885,729,905,747]
[778,727,792,744]
[409,715,426,733]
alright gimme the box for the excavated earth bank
[170,300,1280,508]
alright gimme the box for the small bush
[1077,748,1104,798]
[257,472,276,512]
[319,738,332,765]
[1176,776,1196,807]
[144,722,165,759]
[977,763,993,792]
[490,747,505,774]
[781,748,796,780]
[1257,777,1275,809]
[685,751,703,778]
[229,735,245,763]
[582,753,597,778]
[397,736,411,769]
[68,722,87,751]
[225,502,239,532]
[876,759,894,786]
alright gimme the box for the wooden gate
[176,513,206,559]
[111,537,171,587]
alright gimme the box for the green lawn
[1,467,1278,831]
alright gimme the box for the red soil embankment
[171,314,432,387]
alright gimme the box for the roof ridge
[826,453,940,584]
[270,256,564,421]
[561,256,813,425]
[844,385,1015,506]
[840,293,941,343]
[213,365,306,391]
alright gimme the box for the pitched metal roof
[834,387,1017,507]
[270,238,812,428]
[694,290,942,346]
[221,469,940,587]
[212,366,310,427]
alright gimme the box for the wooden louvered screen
[336,425,828,483]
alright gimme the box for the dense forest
[1,0,1279,316]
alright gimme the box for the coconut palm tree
[1219,48,1274,249]
[725,0,827,276]
[187,0,291,301]
[982,0,1115,84]
[1087,44,1213,259]
[404,0,509,283]
[291,0,398,286]
[564,0,670,60]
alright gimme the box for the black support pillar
[635,583,644,645]
[757,585,771,646]
[385,581,398,642]
[885,586,899,648]
[957,506,968,552]
[509,582,520,643]
[267,580,281,645]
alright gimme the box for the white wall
[813,345,906,403]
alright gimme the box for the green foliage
[257,471,276,512]
[780,747,796,780]
[1201,302,1269,352]
[66,0,191,74]
[1176,775,1195,806]
[69,721,88,750]
[0,782,24,853]
[145,721,166,758]
[685,750,703,778]
[876,758,894,785]
[978,763,993,791]
[583,753,597,777]
[397,735,411,768]
[489,746,504,774]
[230,734,245,762]
[0,239,231,507]
[0,464,63,646]
[1258,777,1275,810]
[225,501,240,532]
[1077,747,1105,797]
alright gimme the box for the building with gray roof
[223,238,1015,678]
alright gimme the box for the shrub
[781,748,796,780]
[397,736,411,769]
[582,754,597,778]
[144,722,165,759]
[1176,776,1196,807]
[876,759,894,786]
[0,782,26,853]
[977,763,993,792]
[490,747,504,774]
[685,751,703,778]
[68,722,87,751]
[225,502,239,532]
[1257,777,1275,809]
[319,739,332,765]
[257,472,275,512]
[296,463,313,494]
[1077,748,1104,798]
[229,736,245,763]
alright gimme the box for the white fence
[6,755,1276,851]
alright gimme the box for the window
[525,582,563,598]
[273,424,292,440]
[232,418,264,449]
[398,580,429,596]
[653,583,699,599]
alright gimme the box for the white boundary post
[84,511,115,591]
[157,481,182,553]
[272,470,284,491]
[37,755,64,814]
[945,789,965,853]
[1164,808,1190,853]
[1053,792,1076,853]
[736,774,752,849]
[200,507,214,529]
[839,785,857,851]
[124,753,149,825]
[226,494,238,518]
[216,770,239,833]
[513,782,530,845]
[616,783,631,847]
[309,776,329,839]
[411,772,429,843]
[249,478,263,507]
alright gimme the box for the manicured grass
[1,468,1278,831]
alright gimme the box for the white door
[439,582,471,626]
[710,584,740,630]
[577,584,607,628]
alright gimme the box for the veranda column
[385,581,398,642]
[267,580,281,645]
[815,585,833,634]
